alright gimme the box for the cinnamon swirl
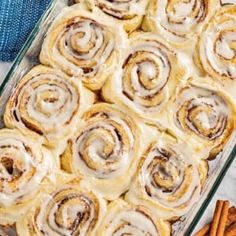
[165,77,236,159]
[196,5,236,82]
[0,129,54,222]
[75,0,150,32]
[126,133,208,219]
[16,180,106,236]
[61,103,141,200]
[98,199,171,236]
[40,5,127,90]
[102,32,186,121]
[143,0,213,48]
[4,65,94,149]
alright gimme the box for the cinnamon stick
[227,207,236,226]
[225,222,236,236]
[217,201,229,236]
[195,201,236,236]
[209,200,225,236]
[194,223,210,236]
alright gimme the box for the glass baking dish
[0,0,235,235]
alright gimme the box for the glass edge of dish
[0,0,57,96]
[185,145,236,235]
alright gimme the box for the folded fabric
[0,0,51,62]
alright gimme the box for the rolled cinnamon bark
[217,201,229,236]
[225,222,236,236]
[227,207,236,225]
[210,200,224,236]
[194,223,210,236]
[195,202,236,236]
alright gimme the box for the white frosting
[34,186,106,236]
[126,138,202,218]
[102,201,160,236]
[40,6,129,90]
[0,131,51,207]
[10,70,81,140]
[46,12,118,84]
[95,0,147,18]
[141,144,200,208]
[200,15,236,80]
[112,35,177,114]
[131,43,170,94]
[152,0,207,43]
[221,0,236,4]
[173,85,231,140]
[72,112,135,179]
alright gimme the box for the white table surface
[0,62,235,235]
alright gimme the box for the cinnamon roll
[126,133,208,220]
[40,5,127,90]
[102,32,186,121]
[143,0,213,48]
[16,180,106,236]
[4,65,94,149]
[97,199,171,236]
[196,5,236,82]
[61,103,141,200]
[0,129,54,222]
[165,77,236,159]
[75,0,150,32]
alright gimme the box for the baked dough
[40,4,127,90]
[61,103,142,200]
[102,32,186,121]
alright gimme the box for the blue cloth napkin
[0,0,51,62]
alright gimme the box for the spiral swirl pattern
[94,0,146,20]
[145,0,210,46]
[102,33,185,119]
[126,137,208,219]
[61,103,140,199]
[172,82,236,158]
[98,199,170,236]
[197,5,236,81]
[4,65,93,143]
[71,104,136,178]
[75,0,149,32]
[0,129,51,208]
[17,183,106,236]
[40,7,126,90]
